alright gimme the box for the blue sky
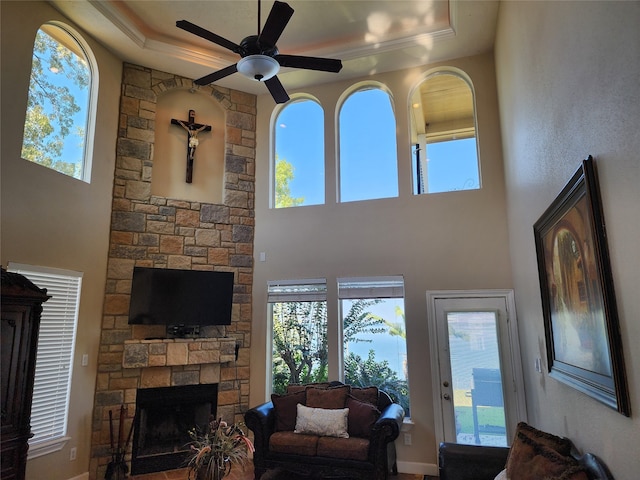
[338,89,398,202]
[424,138,480,193]
[28,28,90,172]
[275,99,326,204]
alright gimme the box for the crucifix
[171,109,212,183]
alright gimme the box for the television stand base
[167,324,200,338]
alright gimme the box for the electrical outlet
[403,433,412,446]
[70,447,77,461]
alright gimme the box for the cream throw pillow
[494,469,507,480]
[294,404,349,438]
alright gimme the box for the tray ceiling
[50,0,499,95]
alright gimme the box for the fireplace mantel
[123,337,236,368]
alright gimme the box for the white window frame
[8,263,82,458]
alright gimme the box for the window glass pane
[21,24,91,180]
[274,99,324,207]
[271,301,328,394]
[410,72,480,194]
[339,88,398,202]
[339,277,410,416]
[446,311,507,446]
[426,138,479,193]
[269,280,328,394]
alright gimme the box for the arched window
[338,86,398,203]
[410,70,480,194]
[273,97,324,208]
[21,23,95,182]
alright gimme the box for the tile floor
[129,466,425,480]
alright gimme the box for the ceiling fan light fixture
[237,55,280,81]
[177,1,340,103]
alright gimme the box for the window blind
[337,276,404,299]
[267,278,327,302]
[8,263,82,447]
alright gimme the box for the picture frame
[533,156,630,416]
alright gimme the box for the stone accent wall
[89,63,255,480]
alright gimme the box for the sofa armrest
[364,403,403,476]
[372,403,404,440]
[244,401,275,456]
[246,400,275,422]
[439,442,509,480]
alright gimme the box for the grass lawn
[453,389,505,435]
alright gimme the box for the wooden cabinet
[1,268,49,480]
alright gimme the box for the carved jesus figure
[176,120,208,160]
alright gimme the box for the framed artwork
[533,156,630,416]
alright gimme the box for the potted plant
[186,416,254,480]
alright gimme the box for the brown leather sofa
[244,382,404,480]
[438,423,614,480]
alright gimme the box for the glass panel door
[446,310,506,446]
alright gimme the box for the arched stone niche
[153,89,226,203]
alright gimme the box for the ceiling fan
[177,0,343,104]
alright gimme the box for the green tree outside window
[22,24,91,180]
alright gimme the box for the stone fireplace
[88,63,255,480]
[131,383,218,475]
[122,337,237,477]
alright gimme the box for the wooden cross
[171,109,212,183]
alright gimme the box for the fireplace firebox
[131,383,218,475]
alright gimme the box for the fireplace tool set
[105,404,134,480]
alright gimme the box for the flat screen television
[128,267,234,326]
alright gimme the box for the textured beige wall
[495,2,640,479]
[251,52,511,472]
[0,2,122,479]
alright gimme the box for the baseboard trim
[67,473,89,480]
[397,461,439,476]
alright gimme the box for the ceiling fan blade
[265,76,290,104]
[194,64,238,85]
[177,20,241,53]
[275,54,343,73]
[258,1,294,47]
